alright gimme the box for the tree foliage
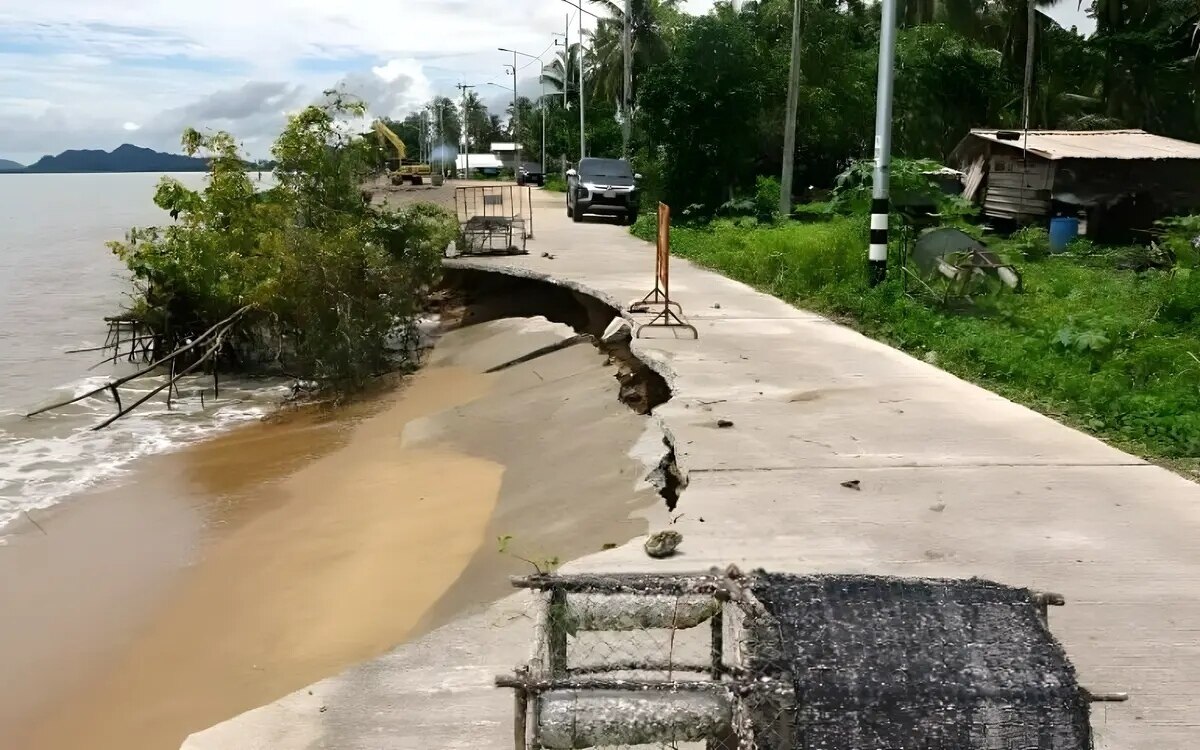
[610,0,1200,211]
[637,11,769,209]
[110,93,455,391]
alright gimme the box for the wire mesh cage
[453,184,533,256]
[497,568,1121,750]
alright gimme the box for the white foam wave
[0,375,289,535]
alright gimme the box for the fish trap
[496,568,1125,750]
[453,185,533,256]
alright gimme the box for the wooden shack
[949,129,1200,239]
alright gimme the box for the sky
[0,0,1092,165]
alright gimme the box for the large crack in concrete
[439,267,683,513]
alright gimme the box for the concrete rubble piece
[184,189,1200,750]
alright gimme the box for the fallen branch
[26,305,251,418]
[92,322,236,430]
[65,336,155,355]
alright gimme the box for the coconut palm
[540,43,585,102]
[585,0,683,103]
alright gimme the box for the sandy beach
[0,316,658,750]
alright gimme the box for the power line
[518,39,555,70]
[555,0,601,20]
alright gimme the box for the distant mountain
[20,144,209,174]
[0,158,23,171]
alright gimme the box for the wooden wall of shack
[958,140,1200,241]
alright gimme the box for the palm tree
[540,43,585,102]
[586,0,683,103]
[461,91,489,151]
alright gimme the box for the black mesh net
[747,574,1093,750]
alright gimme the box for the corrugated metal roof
[967,129,1200,161]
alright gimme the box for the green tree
[462,91,493,151]
[892,25,1013,157]
[541,44,586,100]
[637,11,769,207]
[586,0,684,103]
[426,96,462,154]
[110,93,455,391]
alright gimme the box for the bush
[110,94,453,391]
[755,176,782,218]
[830,157,957,216]
[1156,214,1200,268]
[1008,225,1051,260]
[543,174,568,192]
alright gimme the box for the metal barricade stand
[452,184,533,256]
[629,203,698,338]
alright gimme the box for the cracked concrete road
[184,184,1200,750]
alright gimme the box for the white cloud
[122,121,141,131]
[0,0,712,162]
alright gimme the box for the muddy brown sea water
[2,366,501,750]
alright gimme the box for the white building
[455,153,504,176]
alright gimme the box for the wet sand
[1,317,660,750]
[2,366,501,750]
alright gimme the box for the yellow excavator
[373,120,432,186]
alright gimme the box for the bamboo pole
[91,322,235,431]
[26,306,250,418]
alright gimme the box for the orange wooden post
[631,202,697,338]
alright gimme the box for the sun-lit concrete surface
[184,185,1200,750]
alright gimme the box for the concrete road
[185,187,1200,749]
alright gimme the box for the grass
[543,174,568,193]
[632,212,1200,470]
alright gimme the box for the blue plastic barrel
[1049,217,1079,254]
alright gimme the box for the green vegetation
[110,94,456,392]
[601,0,1198,211]
[588,0,1200,469]
[543,174,568,192]
[497,534,561,574]
[633,211,1200,467]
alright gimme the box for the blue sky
[0,0,1092,165]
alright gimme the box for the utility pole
[506,57,519,163]
[1021,0,1036,219]
[420,110,427,164]
[541,74,547,170]
[577,0,586,160]
[779,0,803,216]
[437,101,444,176]
[622,0,632,158]
[457,83,475,176]
[867,0,898,286]
[500,47,545,170]
[553,22,569,174]
[1022,0,1036,133]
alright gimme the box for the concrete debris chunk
[601,317,632,344]
[643,530,682,558]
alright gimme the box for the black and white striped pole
[868,0,899,286]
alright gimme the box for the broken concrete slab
[185,190,1200,750]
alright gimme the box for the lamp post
[457,82,476,176]
[554,0,600,161]
[498,47,545,170]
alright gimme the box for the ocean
[0,172,284,536]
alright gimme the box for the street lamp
[499,46,546,171]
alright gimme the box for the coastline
[0,315,659,750]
